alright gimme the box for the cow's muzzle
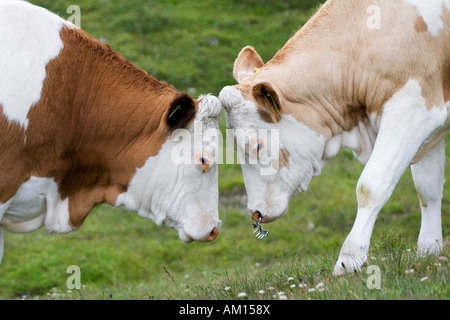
[251,210,278,223]
[178,223,221,243]
[207,227,219,242]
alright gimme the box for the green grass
[0,0,448,300]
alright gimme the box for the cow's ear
[252,82,282,123]
[233,46,264,83]
[166,93,197,130]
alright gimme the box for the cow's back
[267,0,450,115]
[356,0,450,111]
[0,1,72,204]
[342,0,450,110]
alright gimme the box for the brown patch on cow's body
[0,105,28,203]
[271,147,291,171]
[414,16,428,33]
[278,148,290,170]
[416,187,427,208]
[444,67,450,102]
[1,26,197,229]
[252,82,283,123]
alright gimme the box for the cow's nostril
[252,210,262,222]
[207,227,219,242]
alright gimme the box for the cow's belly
[0,177,74,234]
[0,177,48,233]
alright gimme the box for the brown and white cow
[219,0,450,275]
[0,1,222,263]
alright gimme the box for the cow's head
[219,46,325,224]
[116,94,222,243]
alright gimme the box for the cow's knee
[356,178,390,210]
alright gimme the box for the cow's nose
[252,210,262,222]
[251,211,276,223]
[207,227,219,242]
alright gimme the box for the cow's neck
[24,27,178,226]
[258,52,368,140]
[257,0,387,162]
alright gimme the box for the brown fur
[444,65,450,102]
[414,16,428,33]
[0,27,198,228]
[0,105,27,203]
[252,82,282,123]
[273,147,290,171]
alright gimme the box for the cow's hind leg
[411,139,444,256]
[333,80,447,276]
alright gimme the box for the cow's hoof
[332,254,366,276]
[417,239,442,257]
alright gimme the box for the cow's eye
[251,140,263,155]
[195,154,212,172]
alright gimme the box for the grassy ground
[0,0,448,300]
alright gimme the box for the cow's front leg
[333,165,396,276]
[43,179,76,234]
[411,139,444,256]
[44,193,73,234]
[332,80,447,276]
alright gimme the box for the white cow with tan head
[220,0,450,275]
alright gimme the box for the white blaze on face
[116,95,222,242]
[219,86,325,222]
[402,0,450,37]
[0,1,69,129]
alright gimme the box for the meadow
[0,0,448,300]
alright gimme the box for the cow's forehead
[195,94,221,129]
[222,86,260,127]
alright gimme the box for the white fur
[333,79,448,275]
[322,118,377,165]
[402,0,450,37]
[411,139,444,256]
[236,71,255,83]
[0,0,68,129]
[115,95,222,242]
[0,177,73,234]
